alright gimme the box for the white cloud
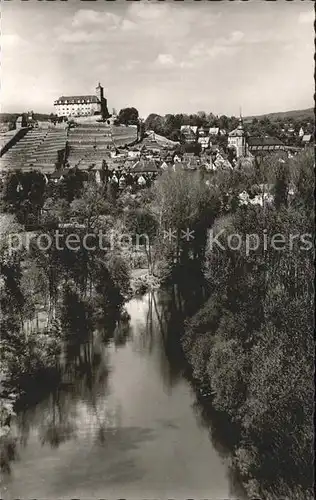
[127,2,220,42]
[121,19,137,32]
[128,2,169,21]
[179,60,195,69]
[188,43,206,58]
[58,30,108,44]
[186,31,243,65]
[56,9,126,44]
[72,9,120,29]
[1,34,24,48]
[208,45,239,59]
[298,11,314,24]
[155,54,176,67]
[55,2,221,58]
[228,30,245,44]
[215,30,245,47]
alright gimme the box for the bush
[131,274,160,296]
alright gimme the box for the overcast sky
[1,0,314,118]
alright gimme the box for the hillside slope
[245,107,314,122]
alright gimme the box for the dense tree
[182,149,314,500]
[1,170,46,225]
[218,115,229,130]
[124,207,158,273]
[153,169,220,268]
[117,107,139,126]
[144,113,165,135]
[70,183,111,229]
[142,109,313,145]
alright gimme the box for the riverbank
[180,251,314,500]
[181,364,259,500]
[0,324,63,474]
[0,265,152,475]
[1,292,242,499]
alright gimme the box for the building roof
[180,125,198,134]
[208,127,219,135]
[132,159,160,173]
[160,150,172,159]
[123,159,136,169]
[247,136,284,147]
[54,95,99,105]
[302,134,312,142]
[198,136,210,144]
[146,130,178,147]
[213,156,233,170]
[49,169,68,179]
[175,158,200,170]
[160,161,169,170]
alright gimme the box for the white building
[198,136,210,149]
[54,83,109,119]
[228,118,247,158]
[54,95,100,117]
[128,150,141,159]
[208,127,219,135]
[180,125,198,142]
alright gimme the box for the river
[2,292,246,500]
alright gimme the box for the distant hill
[245,108,314,123]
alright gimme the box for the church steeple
[227,108,247,159]
[238,107,244,130]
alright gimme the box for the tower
[95,82,104,103]
[228,115,247,159]
[95,82,110,120]
[236,116,247,157]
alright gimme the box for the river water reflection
[2,293,246,500]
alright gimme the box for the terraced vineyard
[0,127,67,173]
[67,123,138,169]
[0,123,138,174]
